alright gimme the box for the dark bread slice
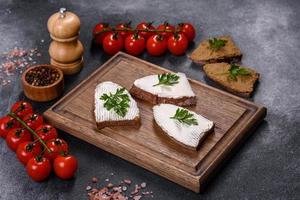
[96,116,141,130]
[203,63,259,97]
[190,35,242,65]
[153,119,214,151]
[130,84,197,107]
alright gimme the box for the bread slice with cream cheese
[153,104,214,150]
[94,81,140,129]
[130,72,196,106]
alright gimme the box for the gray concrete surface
[0,0,299,199]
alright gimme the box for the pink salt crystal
[133,195,142,200]
[3,61,16,73]
[140,182,146,188]
[123,179,131,185]
[92,177,99,183]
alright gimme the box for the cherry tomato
[17,142,42,165]
[103,33,124,55]
[54,154,78,180]
[35,124,58,141]
[157,21,175,39]
[26,156,52,182]
[10,101,33,119]
[136,22,155,40]
[23,113,43,130]
[177,23,196,42]
[93,23,112,45]
[44,138,69,162]
[0,116,20,138]
[6,128,32,151]
[167,33,188,56]
[124,33,146,56]
[146,34,168,56]
[116,22,133,39]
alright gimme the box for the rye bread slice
[130,84,197,106]
[153,104,214,150]
[203,63,259,97]
[130,72,196,107]
[190,35,242,65]
[96,116,141,130]
[94,81,141,130]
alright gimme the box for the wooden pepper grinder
[47,8,84,75]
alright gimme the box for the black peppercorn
[25,66,60,86]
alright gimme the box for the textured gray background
[0,0,299,199]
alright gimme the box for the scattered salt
[0,46,41,86]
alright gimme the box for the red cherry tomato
[11,101,33,119]
[6,128,32,151]
[35,124,58,141]
[146,34,168,56]
[136,22,155,40]
[116,22,133,39]
[124,33,146,56]
[26,156,52,182]
[157,21,175,39]
[23,113,43,130]
[177,23,196,42]
[54,154,78,180]
[93,23,112,45]
[103,33,124,55]
[44,138,69,162]
[0,116,20,138]
[167,33,188,56]
[17,142,42,165]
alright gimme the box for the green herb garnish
[100,88,130,117]
[228,64,251,81]
[208,38,227,51]
[170,108,198,126]
[153,73,180,87]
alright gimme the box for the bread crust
[96,116,141,130]
[153,120,213,151]
[129,84,197,107]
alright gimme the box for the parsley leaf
[208,38,227,51]
[100,88,130,117]
[228,64,251,81]
[153,73,180,87]
[170,108,198,126]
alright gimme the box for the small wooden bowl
[22,64,64,102]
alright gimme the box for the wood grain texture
[43,52,266,193]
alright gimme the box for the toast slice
[94,81,140,129]
[153,104,214,150]
[190,35,242,64]
[203,62,259,97]
[130,72,196,106]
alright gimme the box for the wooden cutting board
[44,52,266,192]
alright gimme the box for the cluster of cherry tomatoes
[0,101,77,182]
[92,21,196,56]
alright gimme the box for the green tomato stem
[8,112,51,153]
[94,27,181,36]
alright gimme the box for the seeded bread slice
[190,35,242,65]
[203,63,259,97]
